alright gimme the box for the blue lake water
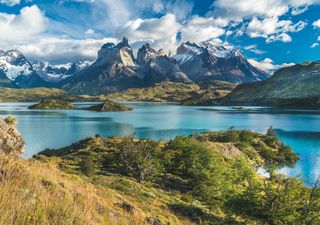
[0,102,319,186]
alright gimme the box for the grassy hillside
[104,82,201,102]
[1,129,319,224]
[0,88,83,102]
[105,81,236,105]
[222,62,320,107]
[0,81,236,105]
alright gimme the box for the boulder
[0,117,25,154]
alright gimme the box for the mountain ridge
[0,37,270,95]
[221,61,320,107]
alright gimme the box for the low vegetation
[104,81,236,105]
[104,82,201,102]
[28,100,76,110]
[0,88,83,102]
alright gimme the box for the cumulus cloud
[119,14,181,53]
[0,5,47,43]
[266,33,292,43]
[118,14,230,53]
[0,0,20,6]
[212,0,289,19]
[212,0,320,19]
[248,58,294,73]
[180,16,228,43]
[313,19,320,28]
[246,17,306,43]
[16,36,118,64]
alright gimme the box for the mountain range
[0,37,269,95]
[0,49,91,88]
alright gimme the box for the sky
[0,0,320,71]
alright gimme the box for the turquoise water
[0,102,319,186]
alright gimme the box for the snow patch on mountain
[33,60,92,82]
[0,50,33,80]
[175,41,243,63]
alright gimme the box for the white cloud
[180,16,228,43]
[311,43,319,48]
[246,17,306,42]
[313,19,320,28]
[213,0,289,19]
[248,58,294,73]
[318,36,320,41]
[266,33,292,43]
[85,29,95,35]
[0,5,47,43]
[119,14,181,53]
[16,36,118,64]
[212,0,320,19]
[244,45,266,54]
[0,0,20,6]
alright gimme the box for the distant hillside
[221,61,320,108]
[0,88,91,102]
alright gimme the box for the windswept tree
[118,136,162,183]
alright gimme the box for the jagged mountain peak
[97,38,135,67]
[116,37,130,48]
[0,49,33,81]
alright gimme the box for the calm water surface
[0,102,319,186]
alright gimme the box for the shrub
[79,155,95,176]
[4,116,17,126]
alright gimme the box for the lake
[0,102,319,186]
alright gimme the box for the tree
[226,176,320,225]
[118,137,162,183]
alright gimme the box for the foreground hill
[222,61,320,108]
[0,117,319,224]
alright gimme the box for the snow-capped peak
[0,49,33,80]
[32,60,92,83]
[176,41,243,59]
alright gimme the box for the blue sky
[0,0,320,71]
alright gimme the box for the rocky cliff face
[63,38,141,95]
[175,41,269,83]
[63,39,195,95]
[221,61,320,107]
[0,117,25,154]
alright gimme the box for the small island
[85,99,132,112]
[28,100,76,110]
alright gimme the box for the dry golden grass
[0,152,193,225]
